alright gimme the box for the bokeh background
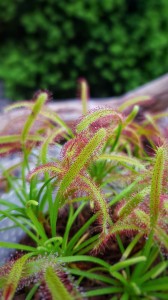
[0,0,168,100]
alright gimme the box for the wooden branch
[48,73,168,121]
[0,74,168,132]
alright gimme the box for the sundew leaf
[97,153,145,170]
[56,128,106,206]
[150,111,168,121]
[109,179,139,206]
[118,95,150,112]
[5,100,73,137]
[0,134,44,143]
[118,186,150,219]
[80,175,110,234]
[40,109,74,137]
[78,78,89,114]
[123,105,139,127]
[109,221,140,236]
[134,209,150,227]
[27,163,61,181]
[40,128,64,164]
[155,227,168,250]
[4,101,31,111]
[2,253,34,300]
[21,92,48,143]
[50,129,106,237]
[0,146,15,154]
[44,266,73,300]
[0,135,24,143]
[150,146,165,228]
[76,108,122,133]
[143,113,160,132]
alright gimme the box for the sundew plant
[0,82,168,299]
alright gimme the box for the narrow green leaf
[141,277,168,292]
[66,214,98,254]
[26,206,48,242]
[137,261,168,284]
[0,210,39,243]
[69,268,115,285]
[85,287,123,297]
[26,200,38,207]
[57,255,111,270]
[0,241,37,252]
[109,256,146,275]
[25,283,40,300]
[121,233,142,260]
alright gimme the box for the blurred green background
[0,0,168,100]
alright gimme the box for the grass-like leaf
[109,256,146,275]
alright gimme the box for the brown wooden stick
[48,73,168,121]
[1,74,168,130]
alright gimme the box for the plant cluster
[0,0,168,99]
[0,85,168,299]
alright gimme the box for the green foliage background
[0,0,168,100]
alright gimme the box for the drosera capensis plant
[95,144,168,251]
[0,84,168,299]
